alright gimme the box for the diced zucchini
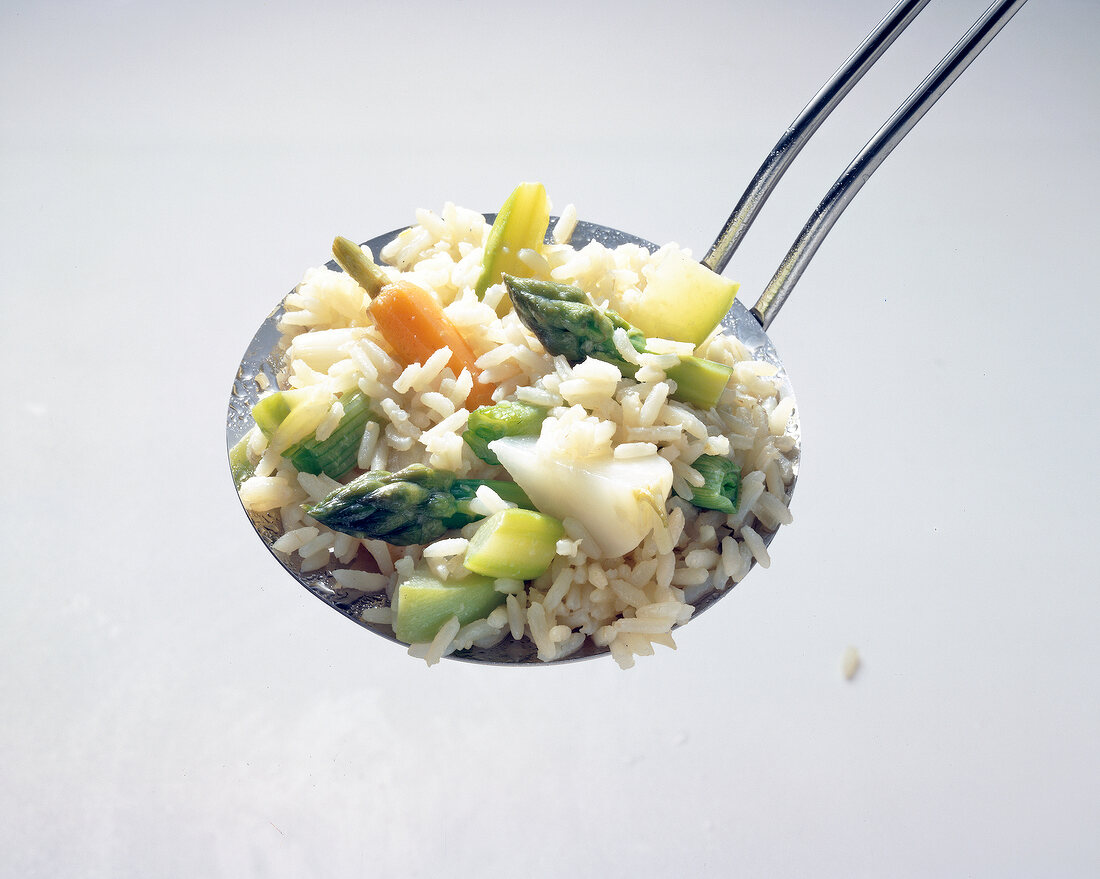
[631,247,739,346]
[463,508,565,579]
[664,356,734,410]
[392,566,507,645]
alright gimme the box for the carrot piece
[332,237,496,408]
[369,281,496,408]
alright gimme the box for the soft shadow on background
[2,1,1098,875]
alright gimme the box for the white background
[3,1,1098,876]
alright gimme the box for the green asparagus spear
[505,275,646,374]
[687,455,741,513]
[393,566,506,645]
[503,275,734,410]
[332,235,389,296]
[463,400,549,465]
[303,463,534,546]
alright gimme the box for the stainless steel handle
[752,0,1030,330]
[702,0,932,276]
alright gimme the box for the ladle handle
[703,0,930,277]
[751,0,1029,330]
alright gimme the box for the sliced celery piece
[463,508,564,580]
[392,566,506,644]
[250,388,315,436]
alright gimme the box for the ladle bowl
[227,217,800,664]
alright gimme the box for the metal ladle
[227,0,1027,664]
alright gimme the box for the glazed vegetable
[464,508,565,579]
[503,276,735,410]
[463,400,549,466]
[474,182,550,306]
[663,358,737,411]
[687,455,742,514]
[251,389,373,479]
[630,247,739,346]
[251,390,294,435]
[392,566,506,645]
[488,435,673,558]
[303,463,533,546]
[505,275,645,372]
[332,236,495,408]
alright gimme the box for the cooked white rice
[237,198,797,668]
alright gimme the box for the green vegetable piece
[304,463,533,546]
[664,356,734,411]
[503,275,645,374]
[504,275,733,409]
[688,455,741,514]
[463,400,549,465]
[251,391,292,435]
[305,464,457,545]
[448,478,535,520]
[228,433,255,488]
[464,508,565,579]
[393,566,506,645]
[474,182,551,306]
[283,390,373,479]
[630,247,739,346]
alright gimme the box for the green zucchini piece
[463,508,564,580]
[392,566,506,644]
[664,356,734,411]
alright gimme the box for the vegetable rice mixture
[232,183,797,668]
